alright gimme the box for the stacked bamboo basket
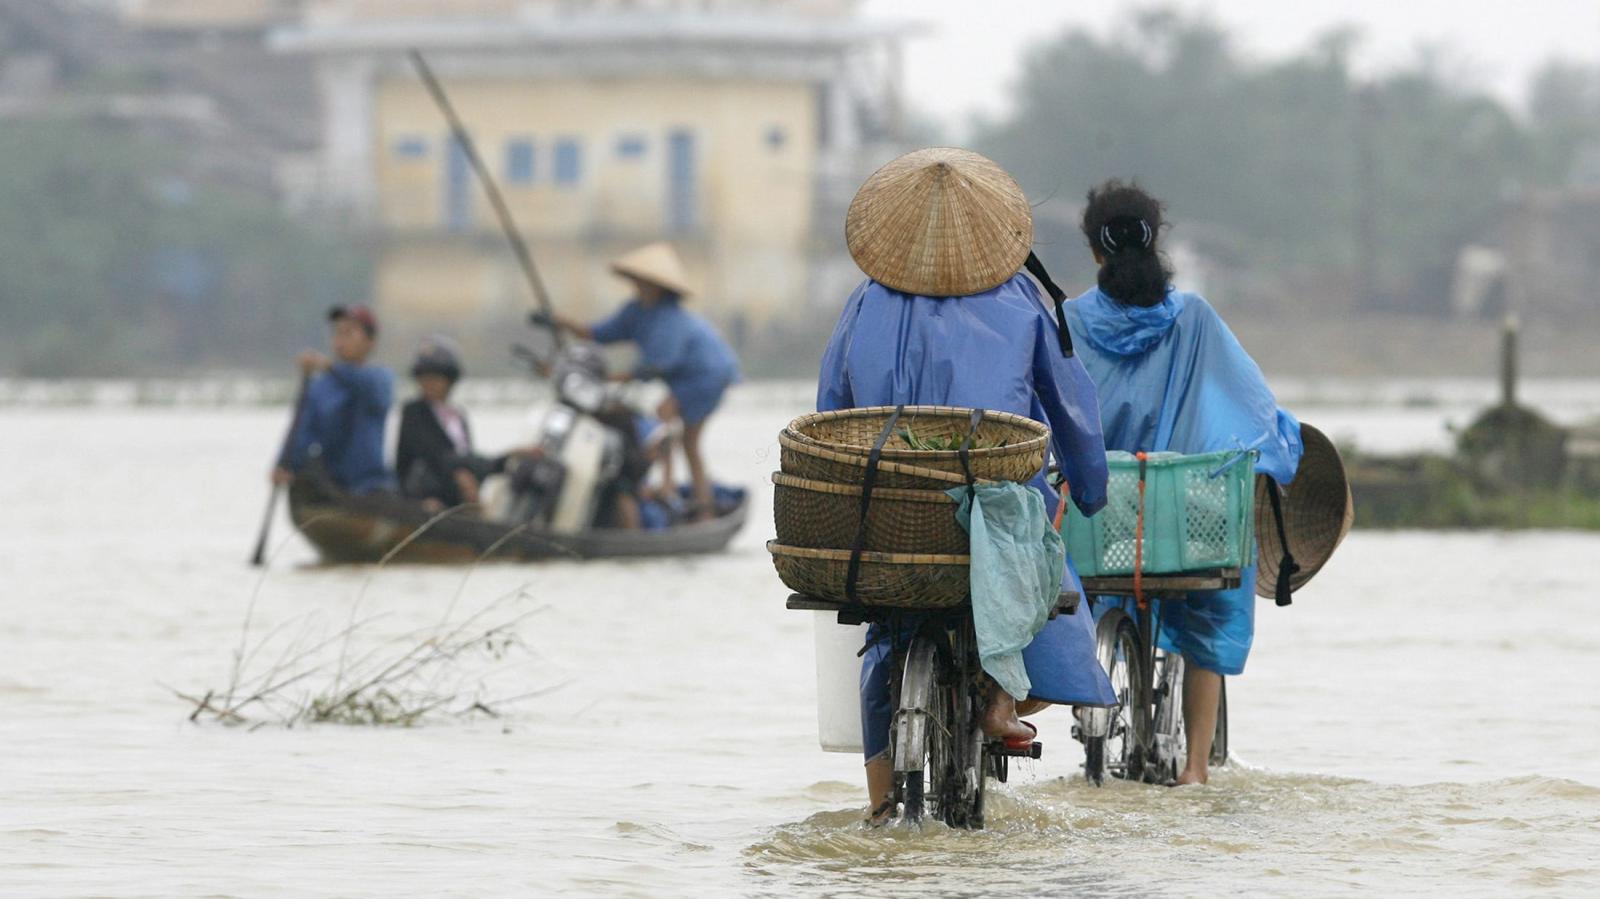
[769,405,1050,608]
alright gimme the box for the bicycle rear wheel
[1152,657,1230,781]
[892,638,938,824]
[1150,651,1185,784]
[1084,609,1148,785]
[891,632,987,828]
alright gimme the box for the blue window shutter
[393,135,429,160]
[506,138,535,184]
[444,135,473,232]
[616,134,647,159]
[666,129,697,231]
[554,138,582,187]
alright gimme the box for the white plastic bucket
[813,611,866,754]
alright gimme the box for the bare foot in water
[1174,766,1208,786]
[981,691,1036,744]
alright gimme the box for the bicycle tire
[892,637,938,825]
[1150,651,1183,784]
[901,771,925,822]
[1152,656,1230,780]
[1085,610,1148,785]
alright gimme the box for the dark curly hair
[1080,180,1173,308]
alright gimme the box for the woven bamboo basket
[786,406,1048,484]
[772,472,968,554]
[767,541,970,608]
[779,430,976,490]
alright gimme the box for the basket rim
[778,431,980,486]
[1103,448,1258,467]
[770,471,958,503]
[766,540,969,565]
[787,406,1049,460]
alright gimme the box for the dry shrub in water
[178,585,556,728]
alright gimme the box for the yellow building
[273,0,915,349]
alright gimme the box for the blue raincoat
[283,363,394,494]
[591,297,740,424]
[818,275,1118,761]
[1063,287,1303,675]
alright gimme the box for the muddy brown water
[3,384,1597,896]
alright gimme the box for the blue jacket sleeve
[815,283,867,412]
[1187,301,1303,485]
[590,302,640,345]
[1031,305,1109,516]
[281,374,336,471]
[326,363,393,417]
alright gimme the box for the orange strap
[1052,476,1069,532]
[1133,452,1148,610]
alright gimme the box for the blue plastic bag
[950,482,1064,701]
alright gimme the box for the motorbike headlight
[543,404,575,441]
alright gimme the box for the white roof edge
[270,15,926,54]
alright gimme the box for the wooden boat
[287,475,748,564]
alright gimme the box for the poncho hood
[1075,287,1185,357]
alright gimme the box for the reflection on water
[2,386,1599,897]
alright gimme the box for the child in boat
[816,148,1116,820]
[273,305,394,495]
[543,242,740,522]
[1062,181,1303,785]
[396,336,509,511]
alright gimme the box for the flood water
[4,382,1599,897]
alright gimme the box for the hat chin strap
[1266,482,1300,607]
[1023,252,1074,358]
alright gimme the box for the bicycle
[787,592,1076,828]
[1075,570,1235,786]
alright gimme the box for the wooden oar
[250,372,311,567]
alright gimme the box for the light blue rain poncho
[590,297,740,424]
[1063,286,1303,675]
[819,274,1118,761]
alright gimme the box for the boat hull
[287,477,747,564]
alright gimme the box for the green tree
[975,9,1541,316]
[0,121,370,376]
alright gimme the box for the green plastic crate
[1064,450,1257,577]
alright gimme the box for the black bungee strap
[1266,481,1300,607]
[845,405,904,602]
[1024,252,1075,358]
[956,408,985,500]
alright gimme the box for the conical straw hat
[846,147,1033,297]
[611,242,692,297]
[1255,423,1355,599]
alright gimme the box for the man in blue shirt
[272,305,395,494]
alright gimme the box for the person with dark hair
[819,148,1115,821]
[1063,180,1304,785]
[395,335,511,511]
[273,305,394,495]
[543,242,740,522]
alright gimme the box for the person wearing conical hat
[1061,180,1346,785]
[544,241,740,521]
[816,147,1116,819]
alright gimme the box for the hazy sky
[864,1,1600,135]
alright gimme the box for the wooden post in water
[1500,314,1519,408]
